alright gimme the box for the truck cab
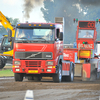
[12,22,63,82]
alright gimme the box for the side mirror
[8,30,12,42]
[59,32,63,41]
[56,29,60,38]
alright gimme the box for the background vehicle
[0,11,15,69]
[64,19,100,81]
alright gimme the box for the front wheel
[14,73,23,82]
[62,68,74,82]
[53,64,62,82]
[67,68,74,82]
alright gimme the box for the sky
[0,0,46,23]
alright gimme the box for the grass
[0,69,14,77]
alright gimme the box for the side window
[2,37,10,46]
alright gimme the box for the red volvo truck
[8,18,74,82]
[64,20,100,81]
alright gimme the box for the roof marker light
[29,24,31,26]
[18,24,20,26]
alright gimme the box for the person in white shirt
[83,31,92,38]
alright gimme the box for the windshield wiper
[32,37,46,41]
[32,37,49,43]
[16,41,30,43]
[20,37,28,40]
[17,37,30,43]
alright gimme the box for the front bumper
[13,67,56,74]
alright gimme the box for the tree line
[0,17,20,37]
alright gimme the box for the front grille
[15,52,52,59]
[25,61,41,67]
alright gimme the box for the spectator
[83,31,92,38]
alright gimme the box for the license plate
[28,70,38,73]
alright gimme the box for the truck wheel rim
[71,71,74,81]
[59,66,62,81]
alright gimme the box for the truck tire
[62,66,74,82]
[0,58,5,69]
[34,76,41,81]
[53,64,62,82]
[14,73,23,82]
[67,68,74,82]
[62,76,67,82]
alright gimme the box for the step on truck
[8,17,74,82]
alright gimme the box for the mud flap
[82,63,96,81]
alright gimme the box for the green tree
[0,17,20,36]
[6,17,20,26]
[0,26,6,35]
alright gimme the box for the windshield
[15,28,54,42]
[78,30,94,38]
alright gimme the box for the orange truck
[8,18,74,82]
[64,19,100,81]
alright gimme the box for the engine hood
[14,43,54,59]
[14,43,54,52]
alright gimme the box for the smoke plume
[23,0,44,19]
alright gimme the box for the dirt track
[0,77,100,100]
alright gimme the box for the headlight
[47,66,52,68]
[47,61,53,65]
[14,61,20,65]
[15,66,19,68]
[15,69,20,71]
